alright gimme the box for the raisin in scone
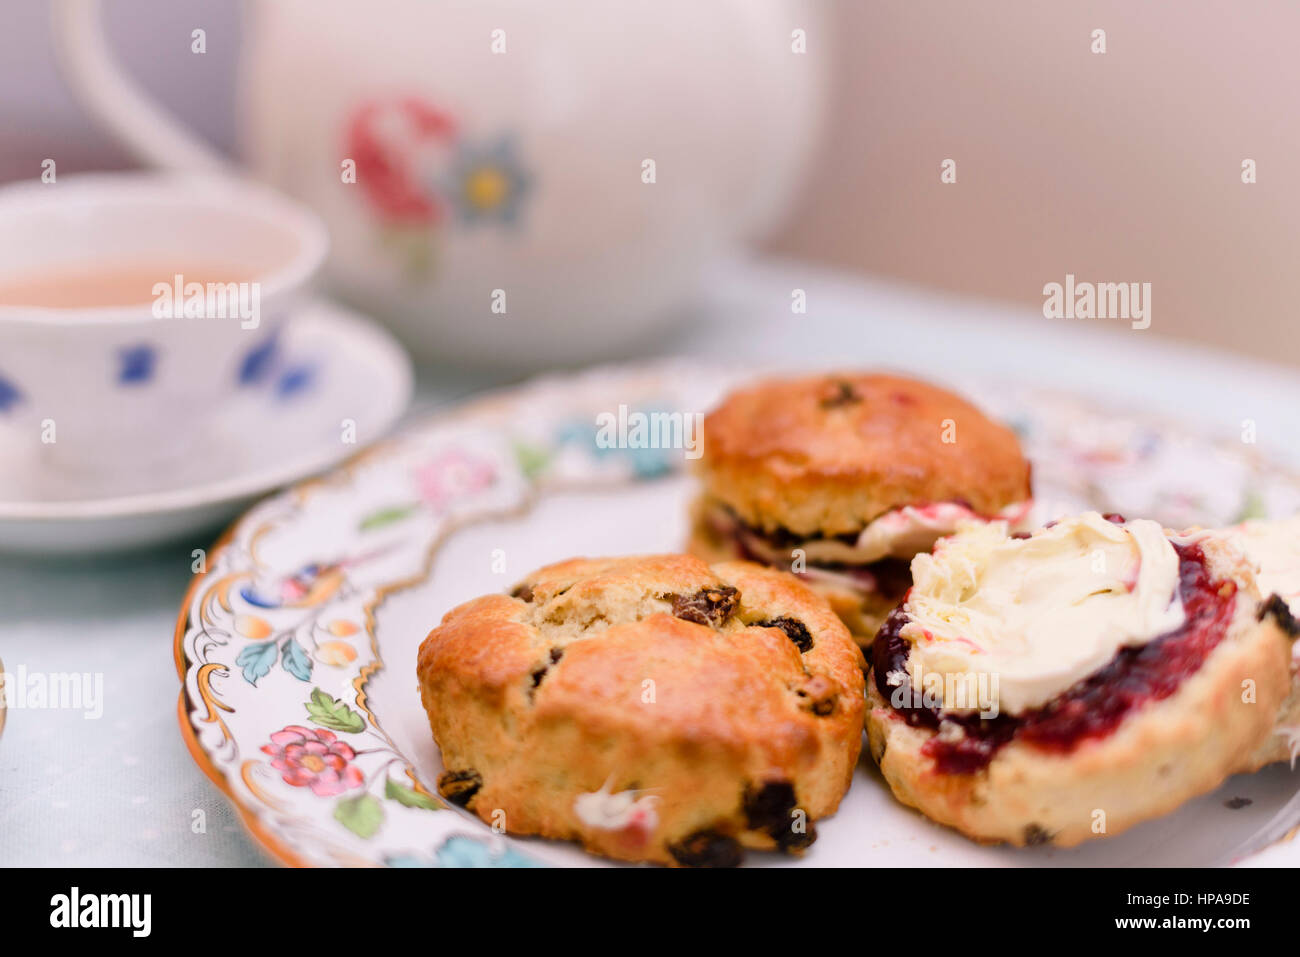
[688,372,1032,647]
[1216,515,1300,769]
[417,554,865,866]
[865,512,1293,847]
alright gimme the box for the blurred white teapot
[53,0,825,367]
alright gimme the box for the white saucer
[0,300,412,554]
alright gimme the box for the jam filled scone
[865,512,1292,847]
[687,372,1032,646]
[416,554,865,867]
[1217,514,1300,768]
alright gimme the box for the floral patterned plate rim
[174,360,1300,868]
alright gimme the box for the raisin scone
[687,372,1032,647]
[1216,514,1300,769]
[865,512,1294,848]
[417,554,866,867]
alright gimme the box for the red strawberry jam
[871,541,1236,774]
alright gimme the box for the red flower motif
[345,96,455,225]
[261,725,364,797]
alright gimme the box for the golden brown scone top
[420,554,866,750]
[699,372,1032,537]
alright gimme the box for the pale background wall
[2,1,1297,366]
[766,0,1300,367]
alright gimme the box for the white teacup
[0,173,328,474]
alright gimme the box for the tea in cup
[0,173,328,473]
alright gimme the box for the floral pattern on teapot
[345,96,533,278]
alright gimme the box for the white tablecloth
[3,258,1298,866]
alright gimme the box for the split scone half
[1216,515,1300,769]
[417,554,865,867]
[687,372,1032,647]
[865,512,1294,848]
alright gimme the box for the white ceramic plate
[175,361,1300,867]
[0,299,411,554]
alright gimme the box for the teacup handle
[50,0,231,172]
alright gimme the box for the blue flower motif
[275,363,316,400]
[238,332,281,386]
[0,373,21,413]
[441,835,542,868]
[384,835,544,868]
[239,563,322,608]
[557,405,679,480]
[117,345,156,385]
[438,135,532,226]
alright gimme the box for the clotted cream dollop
[901,511,1185,715]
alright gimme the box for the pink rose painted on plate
[262,725,365,797]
